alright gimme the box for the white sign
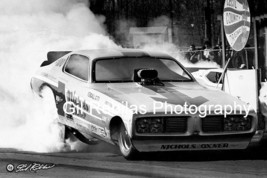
[224,69,257,111]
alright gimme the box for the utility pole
[204,0,212,43]
[169,0,174,43]
[217,15,226,67]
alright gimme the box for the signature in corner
[7,163,55,173]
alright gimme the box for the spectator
[186,44,200,64]
[232,50,247,69]
[203,41,215,62]
[226,46,247,69]
[225,45,232,60]
[213,42,222,66]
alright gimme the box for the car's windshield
[94,57,193,82]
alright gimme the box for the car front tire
[118,124,138,160]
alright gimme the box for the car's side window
[64,54,89,81]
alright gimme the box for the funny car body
[31,48,263,159]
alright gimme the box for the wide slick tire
[41,86,68,143]
[118,124,138,160]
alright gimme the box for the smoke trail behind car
[0,0,118,152]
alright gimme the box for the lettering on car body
[91,123,107,137]
[72,115,107,138]
[161,143,229,150]
[65,90,89,119]
[88,92,100,101]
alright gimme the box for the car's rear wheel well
[109,116,124,144]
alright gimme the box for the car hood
[97,82,251,114]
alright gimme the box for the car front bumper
[132,133,255,152]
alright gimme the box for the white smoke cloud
[0,0,118,152]
[115,19,137,47]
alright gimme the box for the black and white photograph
[1,0,267,177]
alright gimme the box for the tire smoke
[0,0,118,152]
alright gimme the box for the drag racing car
[31,48,263,159]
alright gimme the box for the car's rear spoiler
[41,51,71,67]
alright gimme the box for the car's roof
[72,48,173,60]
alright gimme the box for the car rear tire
[41,86,68,143]
[118,124,138,160]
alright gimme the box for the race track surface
[1,141,267,178]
